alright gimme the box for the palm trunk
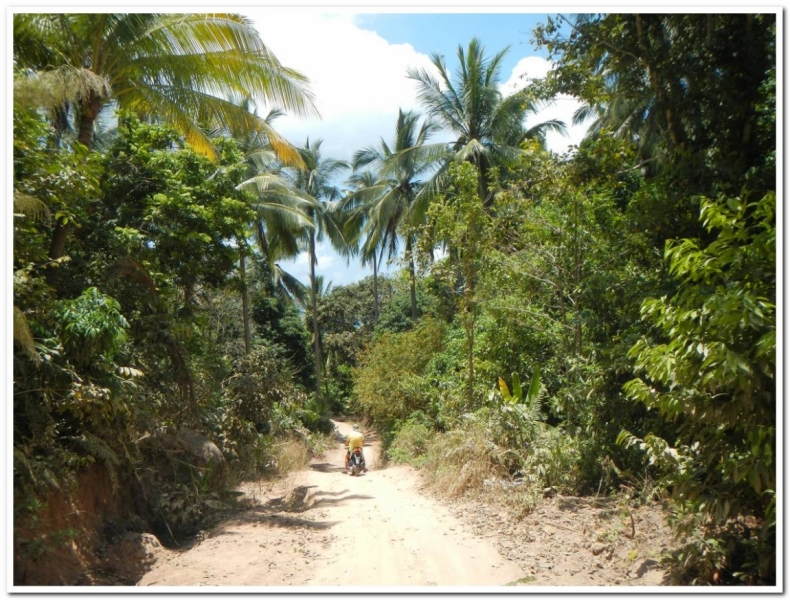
[466,318,475,408]
[184,283,195,312]
[406,236,418,320]
[77,93,102,148]
[46,95,102,287]
[477,159,491,207]
[462,229,477,409]
[573,194,582,355]
[372,250,380,324]
[464,284,475,409]
[45,222,71,287]
[309,232,322,406]
[239,252,251,354]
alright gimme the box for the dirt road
[137,421,526,588]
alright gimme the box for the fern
[76,433,119,466]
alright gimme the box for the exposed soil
[431,484,674,586]
[129,420,676,589]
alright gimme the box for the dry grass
[272,438,310,476]
[234,435,320,504]
[421,424,508,498]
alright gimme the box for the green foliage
[407,37,565,202]
[621,192,775,583]
[103,114,254,299]
[535,14,776,198]
[387,414,434,467]
[12,102,327,562]
[13,13,316,158]
[218,346,306,441]
[55,287,128,368]
[11,10,777,587]
[352,319,447,433]
[427,162,490,407]
[374,285,434,335]
[251,291,313,388]
[18,527,82,561]
[318,276,394,367]
[349,108,444,323]
[491,367,546,450]
[518,425,582,493]
[468,137,661,492]
[12,13,332,577]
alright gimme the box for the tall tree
[408,37,566,204]
[343,170,386,323]
[13,13,316,156]
[285,139,350,407]
[13,12,317,264]
[428,162,490,407]
[352,109,445,320]
[535,14,776,198]
[532,12,777,583]
[233,107,314,311]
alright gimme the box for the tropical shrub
[352,318,447,433]
[387,411,435,467]
[620,192,776,584]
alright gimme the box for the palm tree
[304,274,333,394]
[340,171,400,323]
[13,13,317,262]
[570,80,664,176]
[195,104,309,354]
[284,139,350,407]
[352,109,445,320]
[407,37,566,204]
[342,170,387,323]
[232,107,313,305]
[14,13,316,155]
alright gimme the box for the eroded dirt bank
[135,421,672,588]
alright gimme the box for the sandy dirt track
[137,421,526,588]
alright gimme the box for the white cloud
[501,56,590,155]
[248,11,591,288]
[503,55,553,88]
[247,10,437,162]
[246,11,442,287]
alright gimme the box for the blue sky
[352,12,553,69]
[244,9,589,289]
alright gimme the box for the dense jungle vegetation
[13,13,776,585]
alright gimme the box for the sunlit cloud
[247,10,438,162]
[502,56,589,155]
[246,11,590,288]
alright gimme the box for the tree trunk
[77,93,103,148]
[240,252,251,355]
[573,194,583,356]
[372,250,380,324]
[309,232,322,406]
[46,94,103,286]
[45,221,71,287]
[406,236,418,320]
[463,245,476,409]
[184,283,195,313]
[476,155,492,207]
[465,296,475,409]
